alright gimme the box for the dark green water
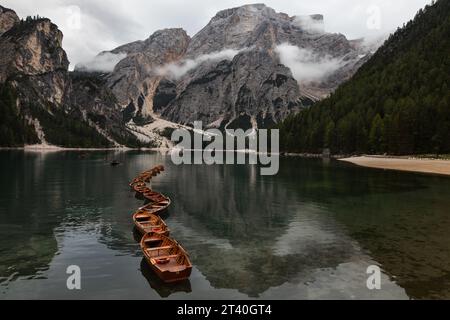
[1,150,450,300]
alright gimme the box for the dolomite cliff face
[0,16,69,103]
[0,6,19,36]
[0,7,138,147]
[160,49,302,130]
[104,29,191,121]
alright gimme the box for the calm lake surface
[1,150,450,300]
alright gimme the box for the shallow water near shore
[1,150,450,300]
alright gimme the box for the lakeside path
[340,156,450,177]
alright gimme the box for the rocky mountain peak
[213,3,277,20]
[140,28,190,62]
[188,3,291,55]
[109,28,190,57]
[147,28,189,43]
[186,4,333,58]
[0,5,19,36]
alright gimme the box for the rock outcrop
[0,8,138,147]
[78,29,190,122]
[0,5,19,36]
[0,17,69,101]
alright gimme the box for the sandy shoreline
[340,156,450,177]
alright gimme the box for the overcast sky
[2,0,432,68]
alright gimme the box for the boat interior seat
[139,221,156,225]
[144,239,162,245]
[147,206,164,210]
[135,216,151,220]
[143,227,164,232]
[145,224,165,229]
[156,263,187,272]
[146,246,173,252]
[152,254,180,261]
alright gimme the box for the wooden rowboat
[140,233,192,283]
[138,174,150,181]
[133,181,146,187]
[129,165,165,185]
[143,191,169,203]
[129,178,142,187]
[151,170,159,177]
[143,195,171,206]
[140,198,171,215]
[133,211,170,236]
[134,184,149,194]
[140,259,192,298]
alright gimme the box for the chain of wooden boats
[130,165,192,283]
[139,198,171,214]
